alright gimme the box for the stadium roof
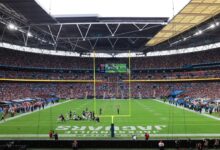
[0,0,169,53]
[0,0,220,57]
[147,0,220,46]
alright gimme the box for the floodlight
[7,23,18,30]
[41,39,47,43]
[198,30,203,34]
[194,30,203,36]
[27,32,33,37]
[209,24,215,29]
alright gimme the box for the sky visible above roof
[35,0,191,19]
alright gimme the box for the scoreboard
[99,64,128,73]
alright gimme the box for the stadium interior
[0,0,220,149]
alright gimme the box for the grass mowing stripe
[1,99,220,139]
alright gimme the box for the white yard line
[0,100,71,124]
[154,99,220,121]
[0,133,219,138]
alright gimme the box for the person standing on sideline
[49,130,53,139]
[72,140,78,150]
[186,138,192,149]
[0,113,5,122]
[54,132,58,141]
[203,139,209,150]
[196,142,203,150]
[145,132,150,140]
[214,139,219,149]
[175,140,180,150]
[110,123,115,137]
[158,140,165,150]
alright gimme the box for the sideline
[154,99,220,121]
[0,100,71,124]
[0,133,220,138]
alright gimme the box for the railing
[0,77,220,83]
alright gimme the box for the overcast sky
[35,0,191,19]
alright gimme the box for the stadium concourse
[0,0,220,149]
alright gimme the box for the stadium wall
[0,139,217,149]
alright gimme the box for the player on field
[117,108,120,114]
[99,108,102,115]
[116,105,120,114]
[69,111,73,120]
[58,114,65,122]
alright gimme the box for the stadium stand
[0,0,220,149]
[0,48,220,69]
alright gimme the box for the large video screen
[100,64,128,73]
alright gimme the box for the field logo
[56,125,166,137]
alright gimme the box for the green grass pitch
[0,99,220,139]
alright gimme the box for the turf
[211,112,220,118]
[0,99,220,139]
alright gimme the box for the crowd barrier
[0,139,219,149]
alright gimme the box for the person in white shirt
[158,140,165,150]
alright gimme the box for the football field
[0,99,220,139]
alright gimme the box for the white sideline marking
[154,99,220,121]
[0,100,71,124]
[0,133,219,138]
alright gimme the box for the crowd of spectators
[0,83,92,101]
[0,69,220,80]
[157,139,220,150]
[0,82,220,101]
[0,48,219,103]
[0,70,94,80]
[0,98,54,121]
[0,47,220,69]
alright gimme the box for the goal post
[92,50,132,120]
